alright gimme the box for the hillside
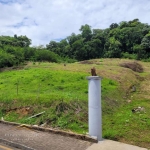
[0,59,150,149]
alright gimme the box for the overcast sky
[0,0,150,46]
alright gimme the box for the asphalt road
[0,122,93,150]
[0,122,147,150]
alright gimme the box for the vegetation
[0,18,150,148]
[0,59,150,149]
[46,19,150,61]
[0,35,66,68]
[0,19,150,69]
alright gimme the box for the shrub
[62,57,77,63]
[119,61,144,73]
[35,50,61,62]
[142,58,150,62]
[0,51,16,68]
[122,52,137,59]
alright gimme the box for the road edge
[0,120,97,143]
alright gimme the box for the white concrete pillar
[87,76,102,141]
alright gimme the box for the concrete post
[87,76,102,141]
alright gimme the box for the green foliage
[0,68,88,104]
[79,24,92,41]
[0,35,31,47]
[122,52,137,59]
[0,35,64,68]
[1,19,150,68]
[141,32,150,52]
[104,37,122,58]
[62,57,77,63]
[45,19,150,61]
[36,50,61,62]
[24,47,36,60]
[142,58,150,62]
[110,23,119,30]
[0,50,16,67]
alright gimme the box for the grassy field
[0,59,150,148]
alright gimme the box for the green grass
[0,64,118,132]
[0,68,88,103]
[0,59,150,149]
[103,99,150,148]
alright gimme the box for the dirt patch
[79,60,94,64]
[119,61,144,73]
[6,106,33,117]
[79,59,101,65]
[0,65,25,72]
[16,107,33,116]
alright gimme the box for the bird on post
[91,67,97,76]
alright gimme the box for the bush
[0,51,16,68]
[142,58,150,62]
[35,50,61,62]
[122,52,137,59]
[119,61,144,73]
[62,57,77,63]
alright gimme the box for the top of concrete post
[86,76,102,80]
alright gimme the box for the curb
[0,138,35,150]
[0,120,97,143]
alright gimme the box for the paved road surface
[0,123,92,150]
[1,122,147,150]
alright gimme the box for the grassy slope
[0,59,150,148]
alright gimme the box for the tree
[24,47,36,60]
[46,41,61,55]
[17,35,31,47]
[142,24,150,35]
[46,41,58,50]
[79,24,92,41]
[140,32,150,59]
[58,39,68,56]
[119,21,128,29]
[72,39,86,60]
[89,39,103,58]
[128,18,140,27]
[14,34,17,39]
[67,33,82,46]
[104,37,122,58]
[45,19,150,61]
[110,23,119,29]
[141,32,150,51]
[0,50,15,68]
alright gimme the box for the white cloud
[0,0,150,46]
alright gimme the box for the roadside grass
[0,63,119,132]
[0,59,150,149]
[106,98,150,148]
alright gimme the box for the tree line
[0,35,62,68]
[46,18,150,61]
[0,18,150,68]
